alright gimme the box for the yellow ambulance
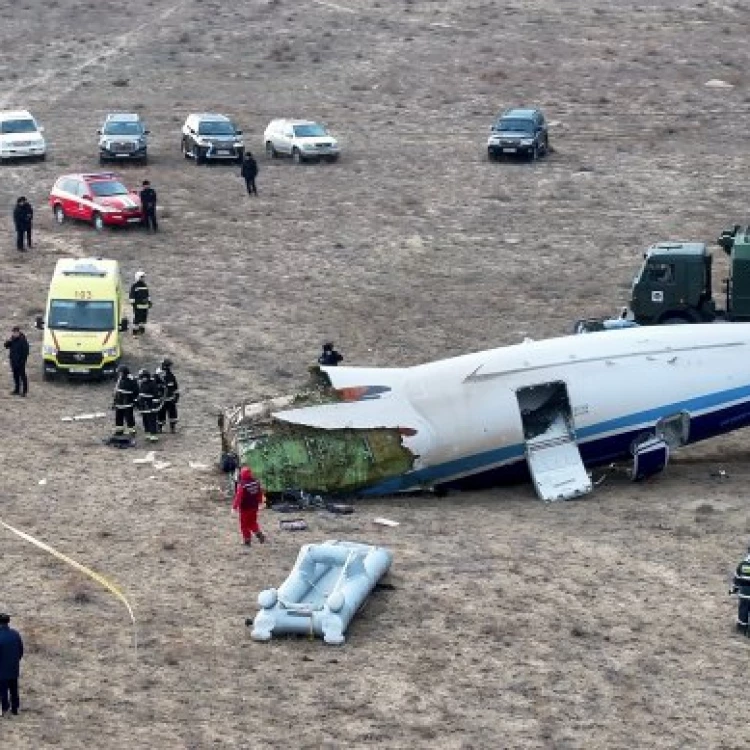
[36,258,128,379]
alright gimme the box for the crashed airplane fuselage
[222,324,750,501]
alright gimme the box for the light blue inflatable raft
[250,540,393,645]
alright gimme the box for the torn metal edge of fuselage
[218,369,418,496]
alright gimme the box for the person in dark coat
[231,466,266,545]
[129,270,152,336]
[140,180,158,232]
[13,197,33,251]
[240,152,258,196]
[0,613,24,716]
[112,364,139,435]
[4,326,29,396]
[156,358,180,433]
[136,369,160,442]
[732,546,750,634]
[318,342,343,366]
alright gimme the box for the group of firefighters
[112,358,179,442]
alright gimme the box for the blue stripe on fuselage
[360,383,750,495]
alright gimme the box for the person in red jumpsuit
[232,466,266,546]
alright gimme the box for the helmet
[138,368,150,379]
[323,342,334,350]
[117,364,129,376]
[134,270,145,281]
[161,357,173,369]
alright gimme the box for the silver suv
[98,113,149,164]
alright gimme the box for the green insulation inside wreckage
[237,424,416,495]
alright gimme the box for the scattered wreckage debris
[62,412,108,422]
[270,490,354,516]
[373,517,399,527]
[279,518,309,532]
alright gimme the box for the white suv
[181,113,244,164]
[263,119,339,163]
[0,110,46,161]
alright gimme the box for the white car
[181,113,244,164]
[263,119,340,163]
[0,110,46,161]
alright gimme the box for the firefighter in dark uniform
[156,358,180,433]
[112,364,139,435]
[140,180,158,232]
[732,547,750,634]
[129,270,152,336]
[136,369,160,442]
[318,342,343,366]
[152,367,167,432]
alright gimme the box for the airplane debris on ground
[373,517,399,527]
[61,412,108,422]
[222,325,750,502]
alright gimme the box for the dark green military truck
[629,226,750,325]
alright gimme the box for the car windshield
[49,300,115,332]
[198,120,235,136]
[495,118,534,133]
[103,121,144,136]
[1,119,37,134]
[293,123,327,138]
[90,180,129,197]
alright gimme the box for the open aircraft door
[516,381,593,502]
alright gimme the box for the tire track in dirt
[0,0,191,110]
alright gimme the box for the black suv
[487,108,548,161]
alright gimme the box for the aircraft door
[516,381,593,502]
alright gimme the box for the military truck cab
[630,242,716,325]
[718,225,750,321]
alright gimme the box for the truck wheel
[195,147,206,165]
[92,212,104,231]
[53,204,65,224]
[488,149,499,162]
[292,148,304,164]
[181,139,191,159]
[529,144,539,162]
[266,141,278,159]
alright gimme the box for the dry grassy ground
[2,0,750,747]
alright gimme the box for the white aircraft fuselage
[258,324,750,499]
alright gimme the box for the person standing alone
[4,326,29,396]
[0,613,24,717]
[140,180,158,232]
[232,466,266,546]
[240,152,259,196]
[13,197,33,251]
[129,270,152,336]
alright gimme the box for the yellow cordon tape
[0,519,138,657]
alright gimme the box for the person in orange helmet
[232,466,266,546]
